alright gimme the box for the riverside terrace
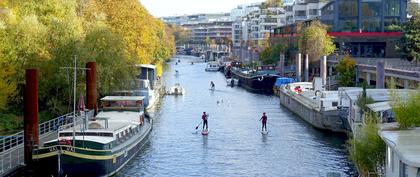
[328,57,420,89]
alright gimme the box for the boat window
[400,161,408,177]
[101,100,142,111]
[332,102,338,107]
[61,132,113,137]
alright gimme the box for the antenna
[60,55,90,147]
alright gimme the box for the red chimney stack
[24,69,39,165]
[86,62,97,115]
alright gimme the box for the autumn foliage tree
[299,20,335,62]
[0,0,175,131]
[336,55,357,87]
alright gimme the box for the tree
[167,24,191,45]
[408,1,420,17]
[336,55,356,87]
[299,20,335,62]
[390,88,420,128]
[400,16,420,62]
[348,113,386,176]
[262,0,283,8]
[259,44,286,65]
[0,0,175,131]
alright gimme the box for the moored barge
[32,96,152,177]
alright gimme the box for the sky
[139,0,265,17]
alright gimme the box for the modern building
[187,21,233,44]
[234,6,286,46]
[319,0,407,58]
[284,0,327,24]
[272,0,408,58]
[161,13,231,26]
[380,128,420,177]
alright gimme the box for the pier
[0,111,93,176]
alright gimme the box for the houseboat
[135,64,162,110]
[32,96,152,177]
[230,66,279,94]
[279,78,349,133]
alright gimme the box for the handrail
[0,110,94,154]
[0,110,94,176]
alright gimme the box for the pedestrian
[260,112,267,131]
[202,112,208,130]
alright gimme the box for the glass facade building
[321,0,407,32]
[317,0,407,57]
[272,0,407,58]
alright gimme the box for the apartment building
[285,0,327,24]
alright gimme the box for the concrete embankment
[279,87,349,133]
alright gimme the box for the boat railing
[0,110,93,176]
[286,90,319,109]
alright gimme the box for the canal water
[118,55,355,177]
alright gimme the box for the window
[339,0,358,17]
[362,1,382,17]
[384,0,400,16]
[417,168,420,177]
[295,10,306,17]
[361,18,381,32]
[338,19,358,32]
[384,17,400,31]
[332,102,338,107]
[309,9,318,16]
[400,161,408,177]
[388,147,394,172]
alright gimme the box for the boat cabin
[100,96,144,112]
[44,96,146,150]
[136,64,157,89]
[380,129,420,177]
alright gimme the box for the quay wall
[279,88,349,133]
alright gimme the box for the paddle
[195,121,202,130]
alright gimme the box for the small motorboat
[205,62,220,72]
[226,78,239,86]
[166,83,185,95]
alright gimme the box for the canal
[118,55,356,176]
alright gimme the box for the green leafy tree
[299,20,335,62]
[168,24,191,45]
[399,2,420,62]
[408,1,420,17]
[390,88,420,128]
[259,44,286,65]
[262,0,283,8]
[336,55,356,87]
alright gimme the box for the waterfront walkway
[0,111,93,177]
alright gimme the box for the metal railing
[0,110,94,176]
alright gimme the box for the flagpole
[73,56,77,147]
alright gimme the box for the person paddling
[210,81,215,90]
[202,112,208,130]
[260,112,267,131]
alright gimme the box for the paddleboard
[201,129,209,135]
[261,130,268,135]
